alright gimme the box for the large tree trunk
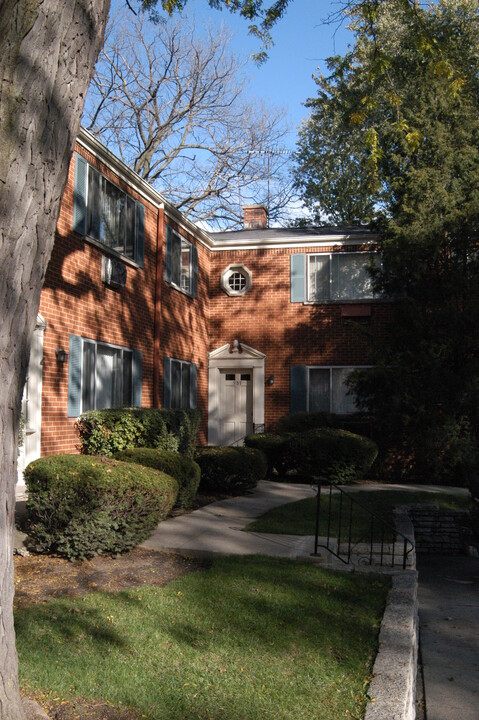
[0,2,110,717]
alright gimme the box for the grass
[245,489,471,541]
[16,556,389,720]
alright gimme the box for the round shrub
[275,412,331,433]
[195,446,267,495]
[24,454,179,560]
[285,428,378,484]
[115,448,200,509]
[244,433,293,479]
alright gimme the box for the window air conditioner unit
[102,256,127,288]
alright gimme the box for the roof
[208,225,378,251]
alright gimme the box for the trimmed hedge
[76,408,201,458]
[286,428,378,484]
[275,412,331,433]
[195,446,268,495]
[115,448,200,509]
[24,455,178,560]
[244,433,293,478]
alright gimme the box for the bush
[244,433,293,478]
[276,412,331,433]
[195,446,268,495]
[76,408,201,458]
[285,428,378,484]
[115,448,200,509]
[24,454,179,560]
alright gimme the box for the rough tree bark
[0,2,110,717]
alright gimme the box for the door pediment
[209,341,265,365]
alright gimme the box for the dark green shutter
[191,244,198,298]
[135,202,145,267]
[73,154,87,236]
[68,335,83,417]
[165,225,172,282]
[290,365,308,413]
[189,363,197,409]
[163,356,171,408]
[291,254,306,302]
[132,349,143,407]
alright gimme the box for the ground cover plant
[246,489,471,541]
[15,556,389,720]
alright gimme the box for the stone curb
[365,570,419,720]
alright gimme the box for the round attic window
[221,264,252,297]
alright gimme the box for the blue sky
[185,0,354,151]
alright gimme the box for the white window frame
[306,365,371,415]
[220,264,253,297]
[81,338,134,413]
[86,164,140,262]
[168,358,195,409]
[307,251,378,302]
[170,231,193,295]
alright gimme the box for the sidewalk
[142,479,319,559]
[417,555,479,720]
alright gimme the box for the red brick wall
[39,146,159,456]
[158,218,211,443]
[209,245,393,429]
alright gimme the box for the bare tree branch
[84,8,298,227]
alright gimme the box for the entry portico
[208,341,265,446]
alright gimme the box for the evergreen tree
[296,0,479,482]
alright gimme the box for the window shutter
[68,335,83,417]
[191,244,198,298]
[189,362,197,409]
[163,356,171,408]
[165,225,172,282]
[132,349,143,407]
[135,203,145,268]
[73,154,87,236]
[291,254,306,302]
[290,365,308,414]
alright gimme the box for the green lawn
[245,489,470,541]
[16,556,389,720]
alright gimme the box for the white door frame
[18,313,47,485]
[208,341,265,446]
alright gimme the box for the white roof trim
[209,341,266,361]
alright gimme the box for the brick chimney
[243,204,268,230]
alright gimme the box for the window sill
[83,235,141,269]
[165,280,194,299]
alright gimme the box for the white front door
[218,369,253,445]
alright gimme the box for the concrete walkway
[417,555,479,720]
[142,480,319,558]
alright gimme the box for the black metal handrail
[312,479,415,569]
[225,423,265,447]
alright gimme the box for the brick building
[18,129,391,482]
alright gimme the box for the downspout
[153,206,164,408]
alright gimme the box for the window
[73,153,145,266]
[68,336,142,416]
[165,226,198,297]
[163,356,197,409]
[291,252,379,302]
[290,365,368,415]
[220,264,252,297]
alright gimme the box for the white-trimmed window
[220,264,252,296]
[163,356,197,409]
[165,226,198,297]
[291,365,369,415]
[291,252,379,302]
[73,154,145,266]
[68,336,142,416]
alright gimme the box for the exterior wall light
[55,348,68,363]
[266,374,275,386]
